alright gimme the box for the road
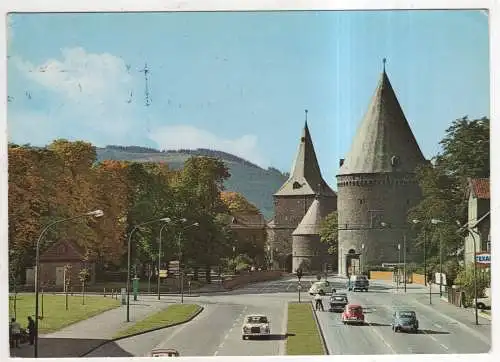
[86,275,491,356]
[316,279,491,355]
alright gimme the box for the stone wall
[292,234,329,273]
[222,271,285,290]
[337,173,422,275]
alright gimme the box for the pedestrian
[314,293,324,311]
[27,316,35,345]
[11,318,21,348]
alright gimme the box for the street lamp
[158,218,172,300]
[127,217,171,322]
[412,219,427,286]
[431,219,444,297]
[361,244,365,274]
[34,209,104,358]
[178,221,199,304]
[458,223,479,325]
[397,243,401,291]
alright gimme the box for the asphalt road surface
[316,280,491,355]
[87,276,491,357]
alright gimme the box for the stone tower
[336,64,426,275]
[292,195,335,273]
[270,111,337,272]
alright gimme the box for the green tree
[319,212,338,255]
[409,116,489,269]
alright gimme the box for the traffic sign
[159,269,168,278]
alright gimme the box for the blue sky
[7,10,489,184]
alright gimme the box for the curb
[310,302,330,355]
[478,311,492,321]
[79,305,204,357]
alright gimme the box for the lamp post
[397,243,401,292]
[431,219,444,297]
[34,209,104,358]
[412,219,427,286]
[361,244,365,274]
[158,218,172,300]
[127,217,171,322]
[178,221,199,304]
[460,225,479,325]
[403,234,407,293]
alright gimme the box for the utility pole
[403,234,407,293]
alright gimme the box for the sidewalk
[9,298,172,358]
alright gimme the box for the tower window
[391,155,400,167]
[358,199,364,204]
[301,137,306,142]
[406,199,410,205]
[293,181,302,189]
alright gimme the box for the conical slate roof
[338,69,426,176]
[292,197,329,235]
[275,117,336,197]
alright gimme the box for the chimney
[339,158,345,167]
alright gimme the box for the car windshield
[349,307,362,313]
[398,312,415,318]
[332,296,346,301]
[247,316,268,323]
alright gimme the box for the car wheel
[477,303,486,310]
[242,335,246,340]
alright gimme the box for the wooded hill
[97,146,288,219]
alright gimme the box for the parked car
[242,315,271,340]
[341,304,365,324]
[150,349,180,357]
[329,293,348,312]
[476,297,491,310]
[308,280,331,296]
[347,275,369,292]
[391,310,419,333]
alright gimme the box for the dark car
[392,310,419,333]
[329,293,348,312]
[347,275,369,292]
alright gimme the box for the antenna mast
[139,63,151,107]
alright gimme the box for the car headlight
[243,327,250,332]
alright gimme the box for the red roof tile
[470,178,490,199]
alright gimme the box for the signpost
[132,277,139,301]
[121,288,126,306]
[296,268,303,303]
[476,253,491,265]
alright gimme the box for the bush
[455,263,490,305]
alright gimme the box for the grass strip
[9,294,120,334]
[286,302,325,355]
[114,304,201,338]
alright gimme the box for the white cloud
[13,47,133,103]
[9,47,142,145]
[149,124,269,168]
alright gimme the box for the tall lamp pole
[158,219,172,300]
[403,233,407,293]
[178,221,199,304]
[397,243,401,291]
[127,217,171,322]
[431,219,444,297]
[34,209,104,358]
[462,226,479,325]
[412,219,427,286]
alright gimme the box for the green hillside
[96,146,288,220]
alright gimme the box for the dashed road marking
[364,317,396,354]
[440,343,449,350]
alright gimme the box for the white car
[149,348,179,357]
[476,297,491,310]
[242,315,271,339]
[309,280,331,296]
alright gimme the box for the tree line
[8,139,265,284]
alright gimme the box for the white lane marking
[213,305,248,356]
[364,317,396,354]
[151,304,210,350]
[214,351,219,356]
[434,323,442,329]
[440,343,449,350]
[412,298,490,345]
[278,301,288,355]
